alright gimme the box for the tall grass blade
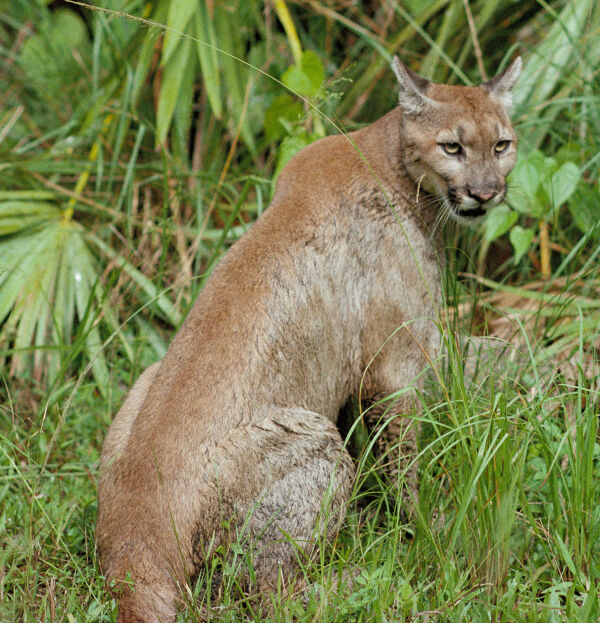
[513,0,595,145]
[157,37,194,147]
[194,2,222,119]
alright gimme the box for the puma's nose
[468,189,498,204]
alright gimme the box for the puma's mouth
[454,205,487,219]
[446,196,487,221]
[446,187,487,220]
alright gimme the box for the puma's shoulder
[273,108,404,205]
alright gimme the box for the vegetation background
[1,0,599,620]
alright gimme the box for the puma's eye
[441,142,462,155]
[495,140,510,153]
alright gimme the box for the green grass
[2,321,599,621]
[1,0,600,621]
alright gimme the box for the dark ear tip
[483,55,523,95]
[392,58,431,95]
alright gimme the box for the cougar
[96,56,522,622]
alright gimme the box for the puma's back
[96,57,522,623]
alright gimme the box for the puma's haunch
[96,56,521,622]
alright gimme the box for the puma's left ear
[482,56,522,109]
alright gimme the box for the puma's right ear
[482,56,522,109]
[392,56,435,115]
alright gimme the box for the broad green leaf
[512,0,594,138]
[195,4,222,119]
[527,150,546,172]
[215,4,254,151]
[508,156,539,202]
[0,229,45,287]
[162,0,196,65]
[569,186,600,236]
[299,50,325,95]
[508,150,546,214]
[172,54,197,162]
[54,227,75,344]
[0,216,55,237]
[12,250,57,371]
[19,36,54,87]
[0,201,61,223]
[0,215,122,391]
[0,191,56,201]
[131,0,169,102]
[74,280,109,395]
[18,7,90,103]
[535,157,558,211]
[282,65,313,98]
[509,226,535,264]
[527,194,550,219]
[282,50,325,98]
[52,9,86,50]
[69,229,110,395]
[0,201,61,235]
[1,222,61,375]
[156,38,193,146]
[550,162,580,208]
[483,205,518,242]
[543,157,559,178]
[0,225,60,323]
[264,94,303,142]
[273,135,311,183]
[554,143,584,167]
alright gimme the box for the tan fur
[96,57,521,622]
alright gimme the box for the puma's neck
[350,108,443,240]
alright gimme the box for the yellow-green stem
[273,0,303,66]
[539,219,551,279]
[63,113,114,222]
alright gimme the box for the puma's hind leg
[98,406,354,622]
[198,407,355,597]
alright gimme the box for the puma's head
[392,56,522,223]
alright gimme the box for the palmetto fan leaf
[0,193,183,395]
[0,198,115,394]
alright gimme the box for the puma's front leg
[362,389,420,513]
[361,324,438,515]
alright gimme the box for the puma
[96,56,522,622]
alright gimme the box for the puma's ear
[392,56,435,115]
[482,56,522,109]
